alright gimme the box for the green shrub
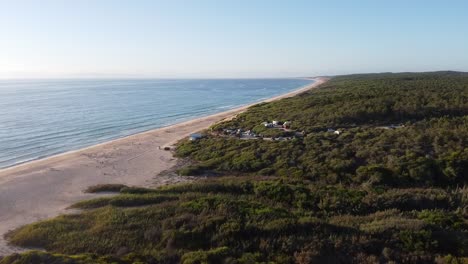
[84,184,128,193]
[181,247,230,264]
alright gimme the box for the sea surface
[0,78,313,169]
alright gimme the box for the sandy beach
[0,77,326,255]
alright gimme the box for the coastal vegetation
[2,72,467,263]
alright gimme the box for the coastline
[0,77,327,255]
[0,78,317,172]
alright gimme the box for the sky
[1,0,468,78]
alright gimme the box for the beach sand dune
[0,78,326,255]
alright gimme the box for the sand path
[0,78,326,255]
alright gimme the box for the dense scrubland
[2,72,467,264]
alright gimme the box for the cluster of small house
[188,122,405,143]
[221,129,258,139]
[262,120,291,129]
[216,120,300,141]
[218,120,292,138]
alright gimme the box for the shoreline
[0,77,318,172]
[0,77,327,255]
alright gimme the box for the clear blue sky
[1,0,467,78]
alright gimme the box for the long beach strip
[0,77,326,255]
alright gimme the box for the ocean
[0,78,313,169]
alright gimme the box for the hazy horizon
[1,71,466,81]
[1,0,468,78]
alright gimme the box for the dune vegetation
[2,72,467,264]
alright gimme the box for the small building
[272,120,279,125]
[224,129,237,135]
[189,133,203,141]
[327,128,341,135]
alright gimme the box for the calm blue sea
[0,79,313,169]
